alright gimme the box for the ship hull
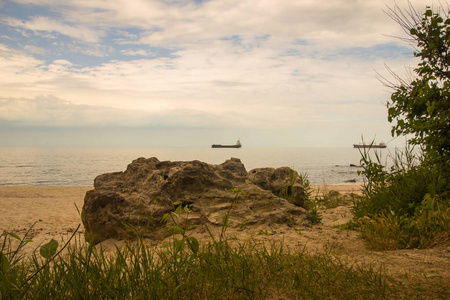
[353,144,387,149]
[211,144,242,148]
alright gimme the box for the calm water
[0,147,382,186]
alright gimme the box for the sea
[0,147,390,186]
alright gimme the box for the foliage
[0,223,412,299]
[1,193,448,299]
[358,194,450,250]
[161,201,200,258]
[385,4,450,178]
[354,144,432,218]
[298,172,322,224]
[353,143,450,249]
[352,3,450,250]
[0,222,79,298]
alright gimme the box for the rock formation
[249,167,307,207]
[82,157,310,244]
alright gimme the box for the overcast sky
[0,0,436,147]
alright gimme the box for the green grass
[1,231,404,300]
[2,218,447,299]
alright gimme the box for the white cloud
[0,95,248,129]
[120,49,155,56]
[7,0,433,48]
[0,0,437,146]
[5,16,102,43]
[53,59,72,66]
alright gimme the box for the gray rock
[248,167,307,207]
[82,157,309,244]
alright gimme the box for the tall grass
[352,142,450,249]
[1,230,403,299]
[0,200,403,299]
[2,201,448,299]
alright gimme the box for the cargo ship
[353,142,387,149]
[211,139,242,148]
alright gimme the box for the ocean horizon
[0,146,390,186]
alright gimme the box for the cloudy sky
[0,0,435,147]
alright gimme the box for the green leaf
[173,238,185,252]
[168,226,184,235]
[0,252,11,274]
[187,237,199,254]
[174,204,182,215]
[221,214,230,226]
[7,232,21,241]
[40,239,58,259]
[425,9,432,17]
[388,107,396,117]
[161,213,170,223]
[239,190,248,197]
[187,224,200,231]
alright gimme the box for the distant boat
[212,139,242,148]
[353,142,387,149]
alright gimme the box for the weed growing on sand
[357,194,450,250]
[1,226,406,299]
[0,221,79,298]
[352,143,449,249]
[299,172,323,224]
[2,205,448,299]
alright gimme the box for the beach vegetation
[385,3,450,174]
[3,216,442,299]
[1,196,448,299]
[353,141,449,250]
[353,3,450,250]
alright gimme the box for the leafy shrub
[353,144,449,249]
[357,194,449,250]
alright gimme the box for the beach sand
[0,185,361,247]
[0,186,92,252]
[1,185,448,289]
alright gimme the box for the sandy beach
[1,184,448,290]
[0,185,361,245]
[0,185,360,251]
[0,186,92,252]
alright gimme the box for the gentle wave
[0,147,382,186]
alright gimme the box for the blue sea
[0,147,386,186]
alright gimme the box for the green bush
[353,145,449,249]
[352,3,450,250]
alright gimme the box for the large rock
[248,167,307,207]
[82,157,309,244]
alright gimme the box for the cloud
[0,95,252,129]
[120,49,155,56]
[6,0,432,48]
[0,0,435,147]
[0,36,413,129]
[53,59,72,66]
[5,16,102,43]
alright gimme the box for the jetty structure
[211,139,242,148]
